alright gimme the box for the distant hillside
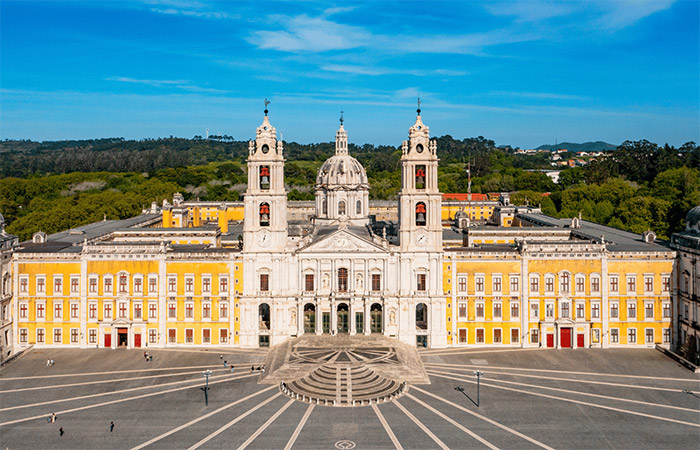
[536,141,617,152]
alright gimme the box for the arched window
[259,202,270,226]
[416,303,428,330]
[258,303,270,330]
[303,303,315,333]
[260,165,270,190]
[322,199,327,215]
[338,268,348,292]
[416,202,427,226]
[338,200,346,215]
[370,303,382,333]
[415,165,426,189]
[356,200,362,215]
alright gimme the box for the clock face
[415,232,427,246]
[258,231,270,247]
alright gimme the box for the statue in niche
[290,309,297,326]
[322,273,329,289]
[356,273,363,289]
[389,308,397,326]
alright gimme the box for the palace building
[8,107,681,353]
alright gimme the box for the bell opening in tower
[416,202,427,226]
[259,202,270,226]
[260,165,270,190]
[415,165,426,190]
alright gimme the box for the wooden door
[104,333,111,348]
[546,333,554,348]
[134,333,141,348]
[561,328,572,348]
[577,333,584,348]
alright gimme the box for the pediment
[298,229,387,254]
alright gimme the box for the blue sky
[1,0,698,149]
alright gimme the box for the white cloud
[594,0,675,31]
[486,90,588,101]
[106,76,229,93]
[323,6,358,17]
[321,64,467,77]
[484,1,579,22]
[248,15,368,52]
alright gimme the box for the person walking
[231,365,235,373]
[59,427,64,437]
[51,412,56,423]
[110,421,114,432]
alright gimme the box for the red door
[134,333,141,348]
[104,333,111,348]
[577,333,584,348]
[561,328,572,348]
[546,333,554,348]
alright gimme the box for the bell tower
[398,100,442,252]
[242,100,287,252]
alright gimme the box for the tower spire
[340,110,344,126]
[264,98,270,116]
[417,97,421,115]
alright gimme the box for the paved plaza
[1,340,699,449]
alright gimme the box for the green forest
[1,137,698,242]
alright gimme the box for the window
[415,165,426,189]
[37,328,45,343]
[185,329,194,344]
[561,302,570,319]
[202,303,211,319]
[338,200,346,215]
[662,303,671,318]
[511,329,520,343]
[610,303,619,319]
[627,276,636,294]
[185,303,194,319]
[494,329,502,343]
[70,303,78,319]
[118,302,127,319]
[356,200,362,215]
[89,303,97,319]
[37,303,45,319]
[415,202,427,226]
[185,277,194,294]
[134,277,142,293]
[628,328,637,344]
[168,277,177,293]
[149,277,158,293]
[305,274,314,292]
[416,273,426,292]
[54,277,62,294]
[20,277,28,293]
[576,303,584,319]
[89,329,97,344]
[70,329,79,344]
[476,302,484,319]
[645,303,654,319]
[530,276,539,293]
[372,274,381,292]
[511,301,519,318]
[663,328,670,343]
[119,274,128,293]
[168,329,176,343]
[510,276,519,293]
[591,276,600,293]
[591,303,600,319]
[37,277,46,294]
[475,276,484,292]
[259,202,270,226]
[219,277,228,293]
[458,328,467,344]
[134,303,142,320]
[54,303,62,319]
[627,302,636,320]
[220,302,228,319]
[576,276,585,293]
[259,165,270,189]
[458,302,467,319]
[203,329,211,344]
[54,328,62,344]
[476,329,484,343]
[220,329,228,344]
[560,273,570,293]
[168,303,176,319]
[104,277,112,294]
[89,277,98,293]
[530,329,539,344]
[149,329,157,344]
[530,303,539,319]
[662,276,670,292]
[545,303,554,319]
[493,302,502,319]
[149,303,157,319]
[260,274,270,292]
[645,328,654,343]
[644,276,653,293]
[545,276,554,293]
[493,276,502,293]
[202,277,211,293]
[19,328,28,343]
[71,277,79,294]
[610,328,619,343]
[458,276,467,293]
[19,303,27,319]
[610,276,619,293]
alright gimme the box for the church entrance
[370,303,383,333]
[304,304,316,333]
[117,328,128,347]
[337,303,349,334]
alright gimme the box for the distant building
[0,214,19,362]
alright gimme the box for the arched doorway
[337,303,349,334]
[304,303,316,334]
[258,303,270,331]
[416,303,428,330]
[370,303,383,333]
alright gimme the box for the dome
[316,154,368,188]
[685,205,700,233]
